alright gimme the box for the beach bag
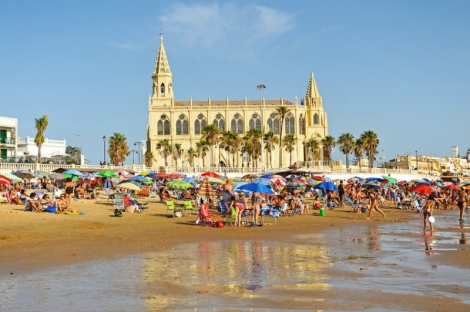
[114,209,123,217]
[45,206,57,213]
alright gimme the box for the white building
[16,136,66,159]
[0,116,18,161]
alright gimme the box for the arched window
[213,113,225,131]
[299,114,305,135]
[231,113,243,134]
[176,114,188,135]
[313,113,319,125]
[194,114,207,135]
[157,115,170,135]
[285,114,295,135]
[160,83,165,96]
[267,113,279,134]
[249,113,261,131]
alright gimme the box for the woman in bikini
[64,178,75,207]
[365,187,386,220]
[422,194,435,231]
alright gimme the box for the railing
[0,139,15,145]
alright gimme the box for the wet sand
[1,197,469,311]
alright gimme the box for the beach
[1,197,469,311]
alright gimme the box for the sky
[1,0,469,165]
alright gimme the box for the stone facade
[147,35,329,169]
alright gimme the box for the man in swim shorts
[458,187,468,223]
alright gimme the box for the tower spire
[306,72,320,99]
[153,34,171,75]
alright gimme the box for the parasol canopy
[197,177,215,197]
[117,182,141,192]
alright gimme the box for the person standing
[338,180,345,208]
[458,187,468,223]
[365,187,386,220]
[64,178,75,207]
[103,177,112,199]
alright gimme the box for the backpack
[114,209,123,217]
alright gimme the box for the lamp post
[257,84,266,172]
[134,141,142,165]
[77,134,82,165]
[131,150,137,165]
[103,136,106,164]
[415,150,418,171]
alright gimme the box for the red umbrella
[444,184,459,191]
[0,175,13,184]
[201,172,220,178]
[270,178,286,186]
[313,176,325,181]
[153,172,168,178]
[167,173,184,179]
[411,185,433,195]
[197,177,214,198]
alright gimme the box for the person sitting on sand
[25,193,42,212]
[9,188,21,205]
[313,196,322,210]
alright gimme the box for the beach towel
[44,206,57,213]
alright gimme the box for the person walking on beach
[365,187,386,220]
[103,177,112,199]
[64,178,74,207]
[457,187,468,223]
[422,195,435,231]
[338,180,345,208]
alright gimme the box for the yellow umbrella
[117,182,141,192]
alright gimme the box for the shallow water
[1,213,469,311]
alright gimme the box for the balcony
[0,138,15,145]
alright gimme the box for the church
[146,35,329,170]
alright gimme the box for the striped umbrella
[197,177,214,198]
[196,177,225,184]
[270,177,286,186]
[253,178,273,185]
[167,179,193,190]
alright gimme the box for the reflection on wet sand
[142,239,331,310]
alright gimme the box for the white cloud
[160,2,295,57]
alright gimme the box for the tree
[144,151,154,167]
[338,133,355,169]
[220,130,235,166]
[264,131,279,169]
[283,134,296,166]
[360,130,379,168]
[171,143,183,166]
[108,133,130,165]
[321,135,336,163]
[186,147,198,167]
[231,132,243,167]
[353,138,365,168]
[156,138,171,169]
[34,115,49,163]
[274,105,291,168]
[243,129,263,167]
[303,138,319,166]
[201,124,220,167]
[65,146,81,164]
[196,139,209,167]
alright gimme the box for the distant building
[451,146,459,158]
[16,136,66,159]
[0,116,18,161]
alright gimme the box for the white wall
[17,136,66,157]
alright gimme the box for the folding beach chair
[197,203,214,226]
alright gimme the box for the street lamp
[77,134,82,165]
[415,150,418,171]
[134,141,143,165]
[257,84,266,172]
[103,136,106,164]
[131,150,137,164]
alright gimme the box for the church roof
[153,35,171,75]
[173,99,296,107]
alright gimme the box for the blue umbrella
[423,178,431,183]
[286,174,297,179]
[63,169,84,176]
[183,177,196,184]
[365,177,383,182]
[128,176,150,182]
[253,178,273,185]
[237,183,275,194]
[313,181,338,191]
[260,174,273,179]
[354,176,364,182]
[233,182,248,191]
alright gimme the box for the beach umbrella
[49,172,66,180]
[63,173,79,182]
[253,178,273,185]
[183,177,196,184]
[1,173,22,182]
[286,182,305,188]
[309,180,322,186]
[197,177,225,184]
[242,173,258,179]
[167,173,184,179]
[128,176,151,182]
[150,172,168,179]
[411,185,433,195]
[201,171,220,178]
[362,183,381,190]
[382,176,398,184]
[260,174,273,179]
[63,169,84,176]
[233,182,248,191]
[286,174,297,179]
[270,178,286,186]
[237,183,275,194]
[444,184,459,191]
[313,176,325,181]
[167,179,193,190]
[138,171,151,176]
[117,182,141,192]
[229,177,243,182]
[366,177,383,183]
[197,177,214,198]
[313,181,338,191]
[12,170,36,180]
[118,170,130,176]
[97,170,116,177]
[0,175,13,184]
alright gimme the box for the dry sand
[1,195,469,311]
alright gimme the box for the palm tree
[65,146,81,164]
[108,133,130,165]
[186,147,198,167]
[156,138,171,169]
[360,130,379,168]
[201,124,220,167]
[243,129,263,167]
[353,138,365,169]
[34,115,49,163]
[171,143,183,167]
[231,132,243,167]
[220,130,234,166]
[337,133,355,169]
[144,151,154,167]
[283,134,296,166]
[274,105,291,168]
[196,139,209,167]
[263,131,279,169]
[321,135,336,164]
[304,138,320,167]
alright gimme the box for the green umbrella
[167,179,193,190]
[63,173,78,182]
[1,172,22,182]
[382,175,397,184]
[97,170,117,177]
